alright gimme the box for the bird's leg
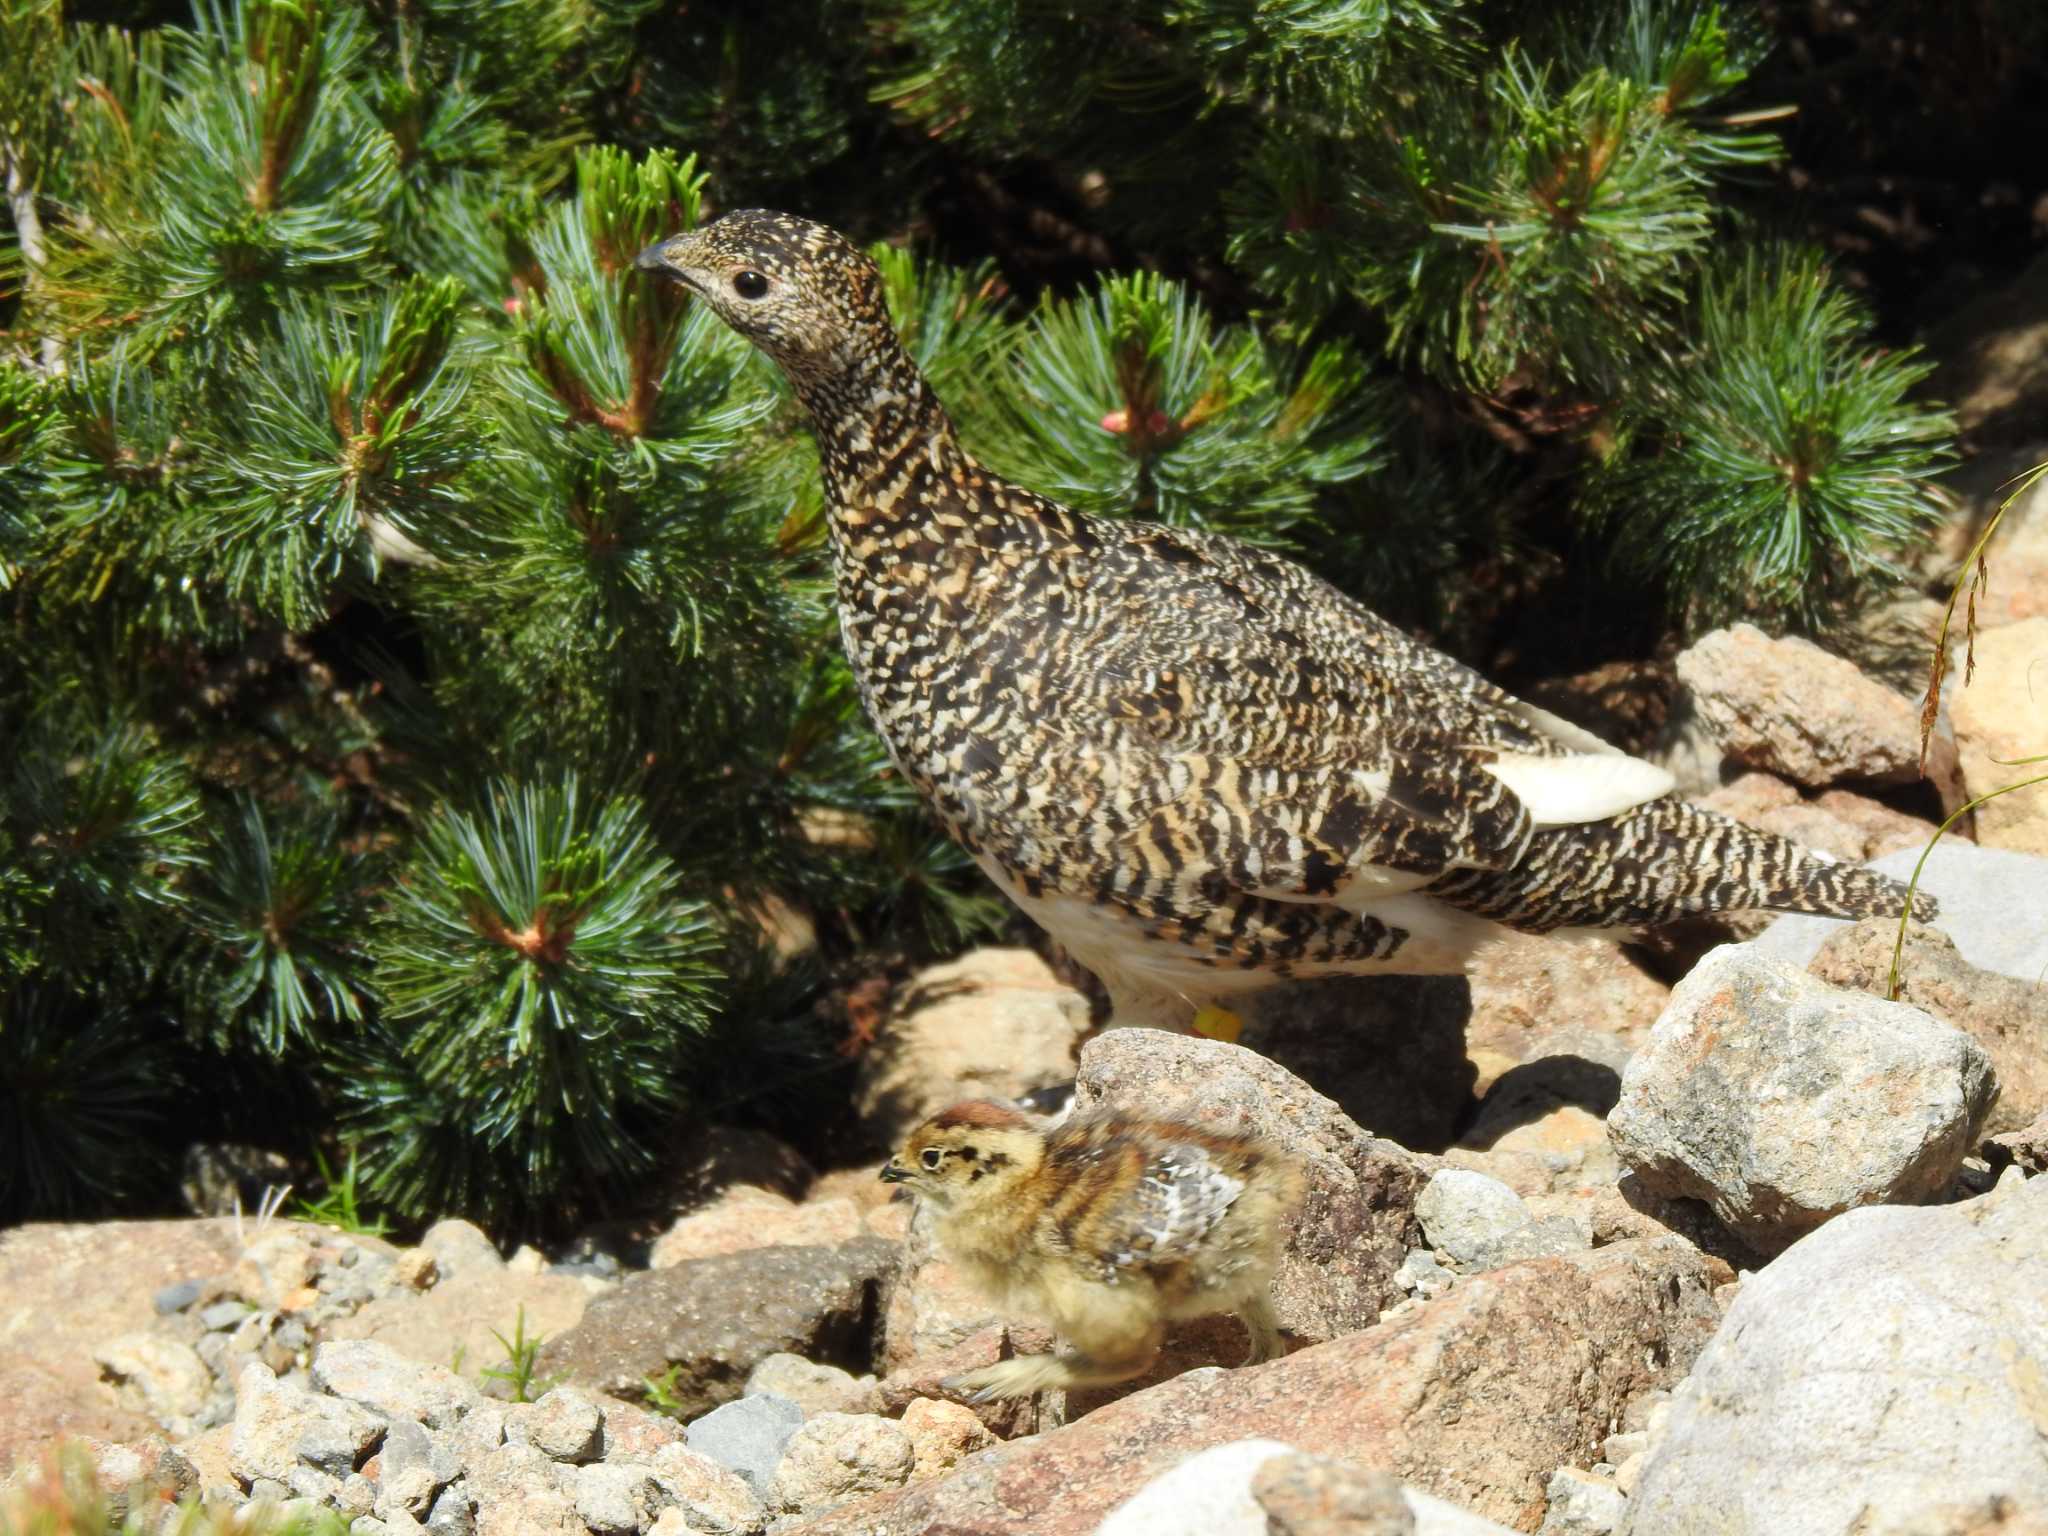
[942,1323,1163,1403]
[1238,1290,1285,1366]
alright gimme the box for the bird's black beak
[878,1160,911,1184]
[634,238,697,290]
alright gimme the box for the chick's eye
[920,1148,943,1170]
[732,270,770,300]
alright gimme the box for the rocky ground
[5,332,2048,1536]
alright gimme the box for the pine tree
[0,0,1976,1237]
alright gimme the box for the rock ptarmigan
[638,212,1936,1033]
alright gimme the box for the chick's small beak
[878,1159,911,1184]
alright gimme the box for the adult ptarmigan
[639,211,1935,1032]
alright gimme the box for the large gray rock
[535,1239,897,1423]
[229,1361,383,1493]
[683,1392,806,1497]
[1749,842,2048,984]
[1609,945,1999,1255]
[1622,1171,2048,1535]
[1072,1032,1432,1344]
[1810,917,2048,1134]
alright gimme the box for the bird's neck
[792,343,972,538]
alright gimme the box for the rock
[1622,1172,2048,1534]
[326,1265,590,1398]
[152,1279,204,1315]
[417,1220,502,1278]
[1949,617,2048,854]
[505,1388,604,1464]
[426,1482,476,1536]
[1540,1467,1625,1534]
[1987,1109,2048,1174]
[1412,1171,1526,1262]
[1696,772,1936,863]
[393,1249,439,1291]
[1955,451,2048,629]
[1926,251,2048,445]
[1750,842,2048,983]
[589,1397,684,1463]
[656,1125,817,1216]
[853,948,1091,1150]
[1072,1032,1431,1343]
[644,1443,766,1535]
[464,1441,582,1536]
[229,1361,383,1489]
[537,1239,895,1423]
[880,1247,1015,1377]
[1465,933,1670,1073]
[91,1334,216,1438]
[1810,918,2048,1133]
[1098,1438,1307,1536]
[742,1354,878,1418]
[1451,1104,1620,1199]
[1609,945,2000,1255]
[683,1393,805,1497]
[1674,623,1947,790]
[375,1419,461,1520]
[1251,1450,1415,1536]
[313,1340,481,1431]
[784,1238,1724,1534]
[570,1463,663,1535]
[767,1412,913,1518]
[897,1398,994,1483]
[1393,1249,1454,1301]
[1238,975,1476,1152]
[874,1326,1058,1443]
[0,1219,250,1469]
[650,1194,864,1270]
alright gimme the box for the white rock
[313,1339,481,1430]
[764,1411,913,1517]
[1608,945,1998,1254]
[569,1463,662,1535]
[418,1220,503,1278]
[229,1362,382,1489]
[505,1388,603,1464]
[1621,1173,2048,1534]
[1099,1439,1299,1536]
[92,1333,215,1437]
[644,1444,765,1536]
[1540,1467,1626,1535]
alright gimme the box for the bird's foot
[1191,1005,1244,1043]
[941,1358,1062,1404]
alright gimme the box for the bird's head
[879,1100,1045,1210]
[636,209,892,388]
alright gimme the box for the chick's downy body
[882,1100,1303,1399]
[637,211,1937,1034]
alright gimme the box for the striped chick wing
[1048,1122,1246,1282]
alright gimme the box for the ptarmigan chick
[881,1100,1304,1401]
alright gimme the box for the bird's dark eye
[732,270,770,300]
[920,1147,943,1170]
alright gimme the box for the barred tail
[1424,796,1937,934]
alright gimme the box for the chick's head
[880,1100,1045,1209]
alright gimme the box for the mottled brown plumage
[880,1101,1303,1399]
[637,212,1937,1032]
